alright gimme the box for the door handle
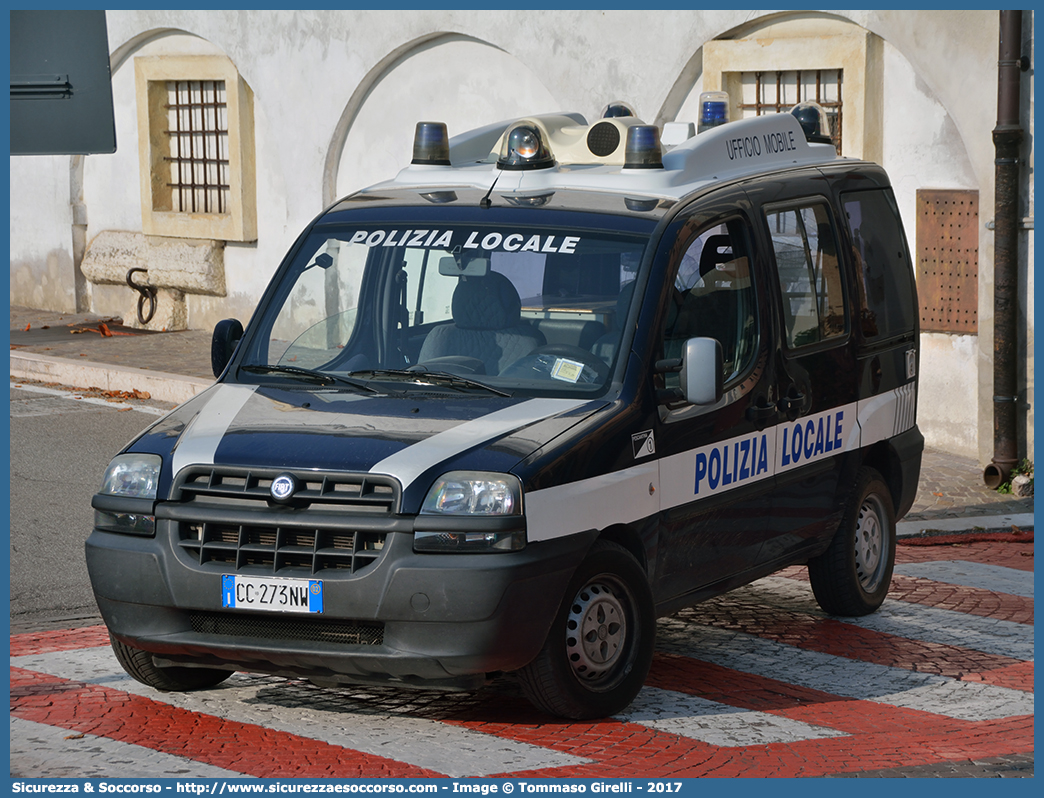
[746,397,777,429]
[778,388,807,420]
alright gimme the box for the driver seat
[418,271,545,374]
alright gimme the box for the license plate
[222,575,323,614]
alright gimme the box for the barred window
[738,69,843,154]
[165,80,229,215]
[135,55,256,242]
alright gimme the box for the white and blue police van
[87,99,923,719]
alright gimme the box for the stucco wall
[7,9,1033,463]
[9,156,77,312]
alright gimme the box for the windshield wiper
[240,364,379,393]
[348,369,512,398]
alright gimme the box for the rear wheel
[808,467,896,616]
[109,634,233,691]
[517,540,654,719]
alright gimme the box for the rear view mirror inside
[439,256,489,277]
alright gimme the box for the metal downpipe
[983,10,1026,488]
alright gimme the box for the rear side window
[765,202,847,348]
[841,188,917,340]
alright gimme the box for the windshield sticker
[550,358,584,383]
[348,229,581,254]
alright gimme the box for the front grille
[174,467,400,512]
[171,466,400,575]
[190,611,384,645]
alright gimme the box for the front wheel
[109,634,233,691]
[516,540,654,719]
[808,467,896,616]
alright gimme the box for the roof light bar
[791,101,833,144]
[412,121,451,166]
[497,123,555,171]
[623,125,663,169]
[697,91,729,134]
[600,100,637,119]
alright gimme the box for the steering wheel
[503,344,611,384]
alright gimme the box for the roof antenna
[480,171,501,209]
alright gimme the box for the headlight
[421,472,521,516]
[100,454,162,499]
[416,472,525,552]
[95,454,162,536]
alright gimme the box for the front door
[650,195,783,605]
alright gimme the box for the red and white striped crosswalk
[10,537,1033,778]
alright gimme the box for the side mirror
[679,337,723,406]
[211,318,244,378]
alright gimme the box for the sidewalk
[8,304,1034,533]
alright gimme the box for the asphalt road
[9,382,169,630]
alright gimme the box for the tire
[109,633,233,691]
[516,540,654,719]
[808,467,896,616]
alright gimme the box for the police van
[87,101,923,719]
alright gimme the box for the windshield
[239,221,649,396]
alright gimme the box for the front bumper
[86,522,595,689]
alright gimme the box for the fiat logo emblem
[270,473,297,502]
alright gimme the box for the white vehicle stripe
[12,647,590,778]
[618,686,847,747]
[170,384,257,479]
[529,387,915,541]
[858,384,917,447]
[10,717,250,779]
[369,398,588,490]
[527,461,659,542]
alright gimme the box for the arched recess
[657,11,977,189]
[656,10,983,459]
[325,33,560,204]
[69,28,207,312]
[80,27,271,327]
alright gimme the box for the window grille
[165,80,229,214]
[738,69,843,154]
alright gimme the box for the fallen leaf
[99,322,113,337]
[117,406,132,412]
[932,492,943,497]
[64,733,85,740]
[79,353,88,357]
[23,323,30,331]
[42,325,50,330]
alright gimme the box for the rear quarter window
[841,188,917,341]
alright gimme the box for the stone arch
[656,10,980,189]
[324,33,559,204]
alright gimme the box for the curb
[896,512,1034,539]
[10,351,211,405]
